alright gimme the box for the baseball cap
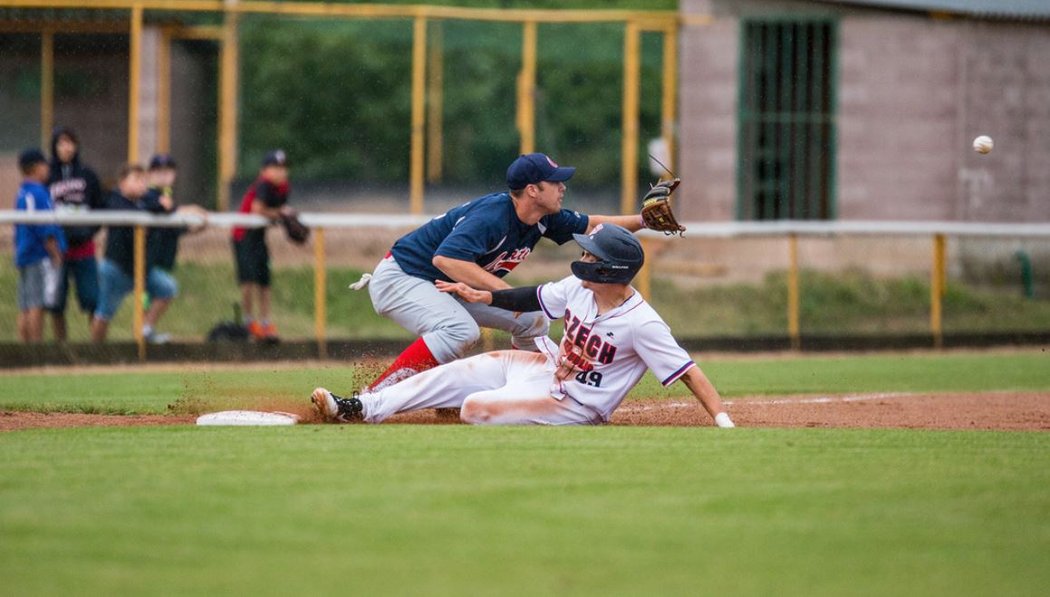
[18,148,47,170]
[506,153,575,191]
[149,153,177,170]
[262,149,289,168]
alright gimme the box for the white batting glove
[714,412,735,428]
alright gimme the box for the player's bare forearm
[680,366,733,426]
[435,280,492,304]
[176,205,209,233]
[432,256,512,291]
[44,237,63,265]
[587,214,645,233]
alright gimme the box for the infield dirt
[3,391,1048,432]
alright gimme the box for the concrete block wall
[678,4,740,222]
[678,1,1050,224]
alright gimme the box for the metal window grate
[737,19,837,221]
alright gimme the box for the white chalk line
[621,393,913,413]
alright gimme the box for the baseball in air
[973,135,994,154]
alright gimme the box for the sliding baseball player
[356,152,684,393]
[312,223,733,427]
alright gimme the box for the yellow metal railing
[127,4,142,163]
[5,207,1044,357]
[133,225,146,359]
[787,234,801,350]
[410,14,427,215]
[620,21,641,216]
[313,228,327,359]
[517,19,537,156]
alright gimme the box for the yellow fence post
[931,233,946,348]
[620,21,641,215]
[787,233,801,350]
[661,23,677,169]
[133,225,146,360]
[314,227,327,359]
[517,19,537,155]
[127,3,142,163]
[40,29,53,150]
[410,14,427,215]
[426,22,443,184]
[218,4,239,211]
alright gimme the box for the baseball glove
[640,178,685,236]
[280,211,310,245]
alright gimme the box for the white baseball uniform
[358,275,696,425]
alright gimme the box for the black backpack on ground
[207,303,250,342]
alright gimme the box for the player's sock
[368,337,440,391]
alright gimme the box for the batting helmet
[571,224,644,285]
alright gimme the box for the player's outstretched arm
[679,365,735,428]
[437,281,543,313]
[587,214,646,233]
[435,280,493,304]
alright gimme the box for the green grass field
[2,351,1049,595]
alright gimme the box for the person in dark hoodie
[47,126,105,341]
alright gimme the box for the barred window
[737,19,837,220]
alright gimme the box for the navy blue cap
[18,148,47,170]
[149,153,177,170]
[506,153,575,191]
[262,149,289,167]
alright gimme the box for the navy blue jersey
[390,192,589,282]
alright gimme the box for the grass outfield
[1,427,1048,595]
[1,351,1048,595]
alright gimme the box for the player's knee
[443,321,481,358]
[517,312,548,338]
[460,397,492,425]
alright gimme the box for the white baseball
[973,135,994,154]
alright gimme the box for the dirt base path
[3,391,1048,432]
[616,391,1050,431]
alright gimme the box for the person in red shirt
[231,150,293,341]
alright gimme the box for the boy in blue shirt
[14,149,66,342]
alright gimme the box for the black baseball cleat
[311,387,363,423]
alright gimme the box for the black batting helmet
[571,224,644,285]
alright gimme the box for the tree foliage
[238,4,671,186]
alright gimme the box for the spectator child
[231,149,294,341]
[145,153,207,273]
[14,149,66,343]
[90,164,178,343]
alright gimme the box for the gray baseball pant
[367,256,548,364]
